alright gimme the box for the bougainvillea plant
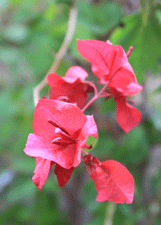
[24,39,142,204]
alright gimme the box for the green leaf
[110,11,161,82]
[112,126,149,164]
[35,4,69,38]
[77,1,122,35]
[86,135,98,151]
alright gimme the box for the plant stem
[104,202,117,225]
[81,149,89,155]
[81,94,98,113]
[140,0,153,26]
[33,6,77,106]
[82,82,109,112]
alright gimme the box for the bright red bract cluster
[47,66,94,108]
[83,155,134,203]
[77,40,142,133]
[24,99,97,189]
[24,39,142,204]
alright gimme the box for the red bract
[77,39,115,82]
[54,163,74,187]
[24,39,142,204]
[24,99,97,169]
[47,66,93,108]
[77,39,142,95]
[107,75,142,132]
[32,157,54,190]
[77,40,142,132]
[83,155,134,204]
[77,40,127,80]
[105,88,142,133]
[108,69,142,97]
[109,77,142,132]
[114,94,141,133]
[32,157,74,190]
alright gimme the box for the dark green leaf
[77,1,122,35]
[110,12,161,82]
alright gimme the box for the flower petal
[124,82,143,96]
[24,133,80,169]
[109,67,142,96]
[33,99,87,139]
[77,40,134,85]
[47,73,88,108]
[115,96,141,133]
[77,39,114,80]
[64,66,88,82]
[109,45,130,78]
[54,164,74,187]
[47,73,64,87]
[95,160,134,203]
[83,155,134,204]
[79,115,98,149]
[32,157,54,190]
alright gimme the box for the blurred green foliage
[110,9,161,83]
[1,0,161,224]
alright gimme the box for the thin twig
[33,6,77,106]
[81,82,109,112]
[104,202,117,225]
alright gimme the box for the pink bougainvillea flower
[76,39,133,82]
[114,94,141,133]
[47,66,94,108]
[77,39,142,95]
[24,99,97,170]
[32,157,74,190]
[83,154,134,204]
[77,40,142,132]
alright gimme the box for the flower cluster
[77,40,142,133]
[24,39,142,204]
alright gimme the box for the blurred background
[1,0,161,224]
